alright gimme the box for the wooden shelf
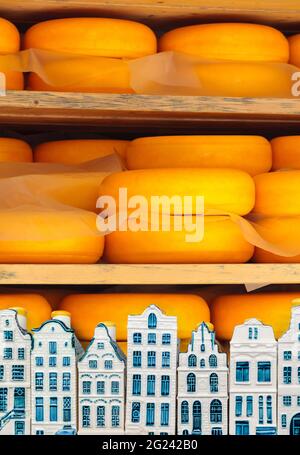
[1,1,300,30]
[0,264,300,285]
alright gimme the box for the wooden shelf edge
[0,264,299,285]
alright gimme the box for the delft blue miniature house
[77,322,126,434]
[177,322,228,435]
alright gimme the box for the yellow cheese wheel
[59,293,210,341]
[0,138,32,162]
[27,56,133,93]
[289,34,300,67]
[24,18,157,58]
[253,216,300,263]
[0,209,104,263]
[159,23,289,62]
[99,169,255,216]
[2,71,24,90]
[0,294,51,331]
[0,17,20,53]
[126,136,272,176]
[254,171,300,216]
[104,216,254,264]
[211,293,300,340]
[193,61,296,98]
[271,136,300,170]
[34,139,129,164]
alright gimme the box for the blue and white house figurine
[31,311,81,435]
[278,300,300,435]
[125,305,178,435]
[77,321,126,435]
[177,322,228,435]
[229,318,277,435]
[0,308,32,435]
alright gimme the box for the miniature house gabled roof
[32,318,74,334]
[0,309,32,347]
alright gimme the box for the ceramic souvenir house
[0,308,32,435]
[126,305,178,435]
[177,322,228,435]
[278,300,300,435]
[229,318,277,435]
[77,322,126,435]
[31,311,80,435]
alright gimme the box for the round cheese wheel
[104,216,254,264]
[1,71,24,90]
[211,293,300,340]
[27,56,133,93]
[126,136,272,175]
[253,216,300,263]
[24,18,157,58]
[289,34,300,67]
[271,136,300,170]
[0,138,32,162]
[0,17,20,53]
[59,293,210,341]
[254,171,300,216]
[159,23,289,62]
[0,209,104,263]
[99,168,255,216]
[34,139,129,164]
[0,294,51,331]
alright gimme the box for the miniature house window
[283,396,292,406]
[210,399,222,423]
[0,388,7,412]
[133,351,142,367]
[104,360,113,370]
[200,344,205,352]
[63,397,71,422]
[211,428,222,435]
[148,351,156,367]
[283,351,292,360]
[209,355,217,368]
[49,342,57,354]
[97,406,105,427]
[210,373,218,393]
[133,333,142,344]
[147,375,155,395]
[35,397,44,422]
[63,357,70,367]
[38,342,42,347]
[298,396,300,406]
[51,327,55,332]
[188,354,197,367]
[235,421,249,436]
[254,328,258,339]
[132,374,141,395]
[97,342,104,350]
[82,406,90,428]
[298,351,300,361]
[50,397,58,422]
[148,313,157,329]
[111,381,119,394]
[83,381,91,394]
[266,396,272,424]
[5,320,9,326]
[162,334,171,345]
[181,401,189,424]
[246,396,253,417]
[35,357,43,367]
[112,406,120,427]
[132,402,140,423]
[49,357,57,367]
[298,367,300,384]
[187,373,196,392]
[63,373,71,391]
[3,330,13,341]
[248,328,253,339]
[89,360,98,369]
[162,352,170,368]
[161,375,170,396]
[200,359,205,368]
[3,348,12,359]
[161,403,169,426]
[146,403,155,426]
[97,381,105,395]
[0,366,4,380]
[236,361,249,382]
[49,372,57,391]
[283,366,292,384]
[281,414,287,428]
[12,365,24,381]
[258,396,264,424]
[148,333,156,344]
[35,372,44,391]
[18,348,25,360]
[235,396,242,417]
[65,342,68,347]
[257,361,271,382]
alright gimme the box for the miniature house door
[15,421,25,435]
[290,414,300,435]
[192,401,201,434]
[14,388,25,410]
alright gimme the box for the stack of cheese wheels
[289,34,300,67]
[0,18,23,90]
[271,136,300,170]
[23,18,157,93]
[211,292,300,340]
[0,209,104,263]
[34,139,129,164]
[0,294,51,331]
[126,136,272,176]
[253,170,300,262]
[99,168,255,263]
[59,293,210,342]
[159,23,293,97]
[0,138,32,162]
